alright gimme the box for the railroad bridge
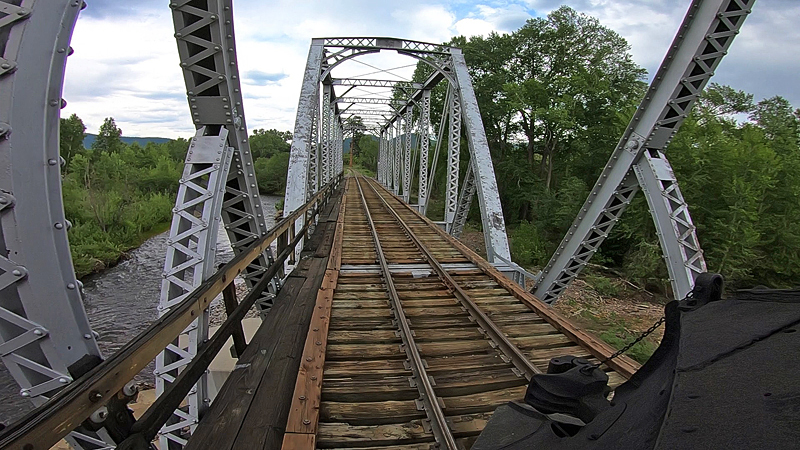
[0,0,760,449]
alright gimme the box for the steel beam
[444,85,461,231]
[0,1,119,447]
[285,41,324,214]
[417,91,431,213]
[332,78,423,89]
[166,1,282,446]
[533,0,753,303]
[156,128,233,446]
[402,108,413,203]
[452,160,477,238]
[450,49,511,263]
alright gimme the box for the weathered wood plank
[231,257,328,449]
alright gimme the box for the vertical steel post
[444,85,461,231]
[393,120,401,195]
[451,49,511,262]
[417,90,432,214]
[320,85,332,186]
[402,107,413,203]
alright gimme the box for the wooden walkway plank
[282,180,348,449]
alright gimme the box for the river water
[0,195,283,425]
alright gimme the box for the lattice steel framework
[0,1,131,447]
[402,108,413,203]
[533,0,754,303]
[285,37,512,263]
[417,90,432,214]
[157,1,284,447]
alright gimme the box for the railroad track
[285,176,636,449]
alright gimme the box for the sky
[62,0,800,138]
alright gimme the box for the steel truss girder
[166,1,281,447]
[321,85,333,186]
[393,120,402,195]
[533,0,753,303]
[332,78,424,89]
[285,43,324,217]
[0,1,117,448]
[336,97,402,106]
[156,128,233,446]
[452,159,477,238]
[417,91,432,213]
[289,37,512,263]
[444,85,461,230]
[402,108,413,203]
[341,109,394,117]
[450,49,511,262]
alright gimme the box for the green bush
[585,274,621,297]
[510,221,550,267]
[255,153,290,195]
[599,324,657,364]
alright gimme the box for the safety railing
[0,175,342,450]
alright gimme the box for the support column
[320,85,332,185]
[418,90,431,214]
[444,86,461,231]
[393,120,401,195]
[451,49,511,263]
[402,107,413,203]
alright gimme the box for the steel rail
[353,177,458,450]
[362,177,542,380]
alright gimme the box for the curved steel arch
[0,1,123,448]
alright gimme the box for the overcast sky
[62,0,800,138]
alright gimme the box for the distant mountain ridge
[83,134,172,148]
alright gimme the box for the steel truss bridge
[0,0,755,449]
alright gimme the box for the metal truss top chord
[320,37,452,55]
[332,78,423,89]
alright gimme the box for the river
[0,195,283,425]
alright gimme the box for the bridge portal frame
[285,37,512,263]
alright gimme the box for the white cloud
[60,0,799,138]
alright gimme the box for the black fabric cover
[473,288,800,450]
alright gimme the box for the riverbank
[73,220,172,279]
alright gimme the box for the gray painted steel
[417,90,432,213]
[533,0,754,303]
[451,49,511,262]
[162,1,284,446]
[452,159,477,238]
[156,129,233,446]
[0,1,116,447]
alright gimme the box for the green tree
[92,117,124,155]
[60,113,86,167]
[250,128,292,159]
[254,153,291,195]
[345,116,365,158]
